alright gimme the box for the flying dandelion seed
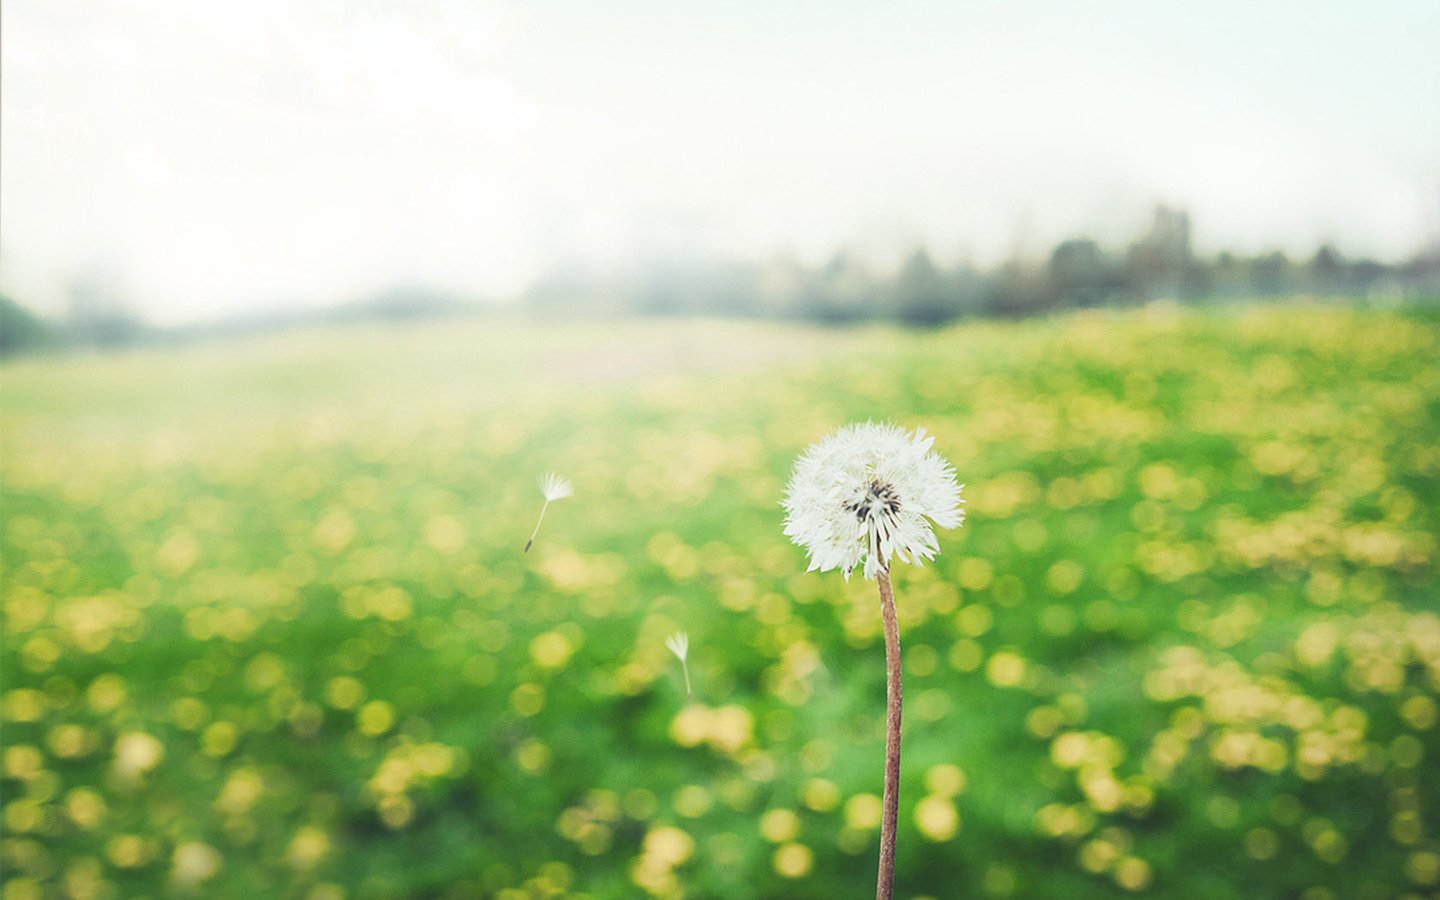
[782,422,964,900]
[666,631,692,701]
[525,472,573,553]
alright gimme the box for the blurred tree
[1349,258,1391,298]
[1208,250,1248,299]
[1249,250,1292,297]
[1048,238,1127,307]
[343,284,466,322]
[700,259,765,317]
[799,251,875,324]
[65,265,146,348]
[757,254,808,319]
[947,259,989,318]
[1308,244,1344,294]
[1126,205,1202,300]
[893,247,959,325]
[0,294,56,357]
[986,257,1051,318]
[1400,239,1440,299]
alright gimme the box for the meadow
[2,303,1438,900]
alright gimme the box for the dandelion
[525,472,573,553]
[781,422,964,900]
[783,422,962,581]
[666,631,692,701]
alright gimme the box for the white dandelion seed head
[782,422,964,581]
[665,631,689,661]
[539,472,574,502]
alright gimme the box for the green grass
[2,304,1438,900]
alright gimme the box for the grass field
[2,304,1438,900]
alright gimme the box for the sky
[3,0,1438,325]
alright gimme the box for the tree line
[4,205,1438,358]
[528,206,1440,325]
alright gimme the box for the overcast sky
[3,0,1438,324]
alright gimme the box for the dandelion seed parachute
[782,423,964,580]
[666,631,692,700]
[539,472,574,502]
[525,472,574,552]
[665,631,689,661]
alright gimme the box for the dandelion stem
[876,567,902,900]
[525,500,551,553]
[681,662,692,701]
